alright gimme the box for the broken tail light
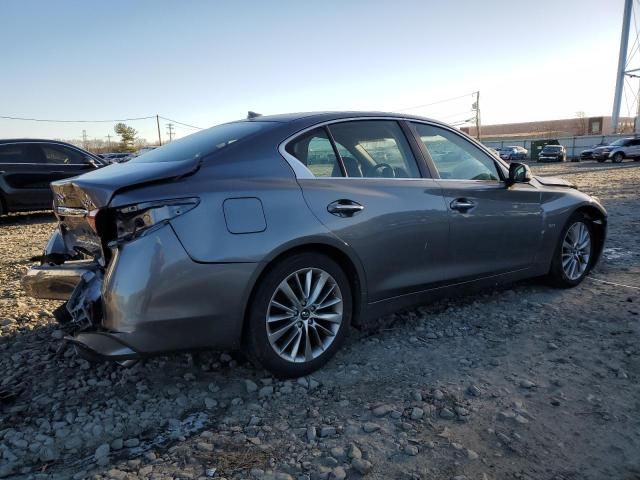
[114,198,199,242]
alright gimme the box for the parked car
[499,146,528,161]
[101,153,131,164]
[538,145,566,162]
[0,139,104,216]
[579,142,608,160]
[592,138,640,163]
[22,112,606,377]
[129,147,157,159]
[488,147,501,158]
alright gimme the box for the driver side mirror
[84,156,100,168]
[507,162,531,186]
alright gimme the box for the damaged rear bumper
[22,224,259,360]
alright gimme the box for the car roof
[0,138,86,148]
[244,110,442,125]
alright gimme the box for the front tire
[612,152,624,163]
[245,252,352,378]
[548,213,595,288]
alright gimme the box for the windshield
[542,146,561,152]
[609,138,630,147]
[130,121,276,163]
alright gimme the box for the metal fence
[482,133,633,160]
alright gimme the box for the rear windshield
[130,121,275,163]
[542,146,561,151]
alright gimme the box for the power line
[159,116,203,130]
[396,92,476,112]
[0,114,156,123]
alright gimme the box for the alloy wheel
[266,268,343,363]
[561,222,591,281]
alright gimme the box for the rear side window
[285,128,344,177]
[130,121,275,163]
[0,144,25,164]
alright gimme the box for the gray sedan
[23,112,607,377]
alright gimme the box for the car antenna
[247,111,262,119]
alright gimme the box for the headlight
[115,197,199,241]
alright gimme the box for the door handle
[450,198,476,212]
[327,200,364,217]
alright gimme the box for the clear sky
[0,0,625,143]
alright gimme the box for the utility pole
[82,130,88,150]
[156,114,162,146]
[105,134,112,151]
[166,123,175,142]
[612,0,633,133]
[473,91,482,141]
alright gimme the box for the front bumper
[22,224,259,359]
[592,151,611,160]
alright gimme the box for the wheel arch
[240,238,368,343]
[573,204,607,267]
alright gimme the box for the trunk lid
[51,159,201,262]
[51,159,200,209]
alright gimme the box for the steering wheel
[372,163,395,178]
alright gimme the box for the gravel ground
[1,160,639,480]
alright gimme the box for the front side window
[285,128,344,177]
[327,120,420,178]
[412,123,500,181]
[40,145,85,165]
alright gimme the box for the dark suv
[0,139,103,215]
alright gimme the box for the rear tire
[612,152,624,163]
[245,252,352,378]
[547,212,595,288]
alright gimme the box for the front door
[410,122,543,280]
[287,120,450,302]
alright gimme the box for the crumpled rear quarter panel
[102,223,256,352]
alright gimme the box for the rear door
[0,143,53,209]
[287,119,450,302]
[628,138,640,158]
[409,122,543,280]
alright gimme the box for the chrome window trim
[278,116,508,181]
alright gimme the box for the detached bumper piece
[65,332,138,360]
[22,261,98,301]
